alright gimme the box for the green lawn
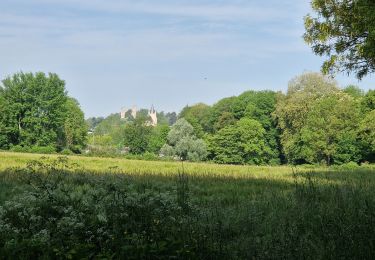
[0,152,375,259]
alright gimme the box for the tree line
[0,71,374,166]
[85,72,374,166]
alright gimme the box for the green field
[1,152,375,259]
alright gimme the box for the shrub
[60,148,74,155]
[10,145,30,153]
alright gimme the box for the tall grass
[0,155,375,258]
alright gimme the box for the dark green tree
[208,118,272,165]
[123,115,152,154]
[179,103,211,137]
[147,124,170,154]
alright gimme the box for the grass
[0,152,375,259]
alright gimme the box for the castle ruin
[120,105,157,126]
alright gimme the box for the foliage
[207,96,237,133]
[123,116,153,154]
[147,124,170,154]
[208,118,272,165]
[299,93,361,165]
[274,72,340,164]
[94,113,125,136]
[0,72,67,150]
[344,85,365,98]
[160,119,207,161]
[179,103,211,137]
[0,72,87,153]
[358,110,375,162]
[304,0,375,79]
[85,117,104,131]
[361,89,375,113]
[63,98,88,153]
[1,157,375,258]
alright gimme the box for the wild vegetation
[0,154,375,258]
[0,0,375,258]
[83,72,375,166]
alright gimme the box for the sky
[1,0,374,118]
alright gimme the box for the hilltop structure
[120,106,137,120]
[120,105,157,126]
[148,105,158,126]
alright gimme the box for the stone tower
[131,105,137,119]
[120,107,127,119]
[148,105,157,126]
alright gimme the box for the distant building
[120,107,127,119]
[131,106,137,119]
[148,105,157,126]
[120,106,138,120]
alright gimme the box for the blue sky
[1,0,373,118]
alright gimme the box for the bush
[10,145,30,153]
[336,161,359,170]
[60,148,74,155]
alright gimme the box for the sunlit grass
[0,151,375,258]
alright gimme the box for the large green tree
[274,72,339,164]
[122,115,153,154]
[0,72,68,149]
[147,124,170,154]
[304,0,375,79]
[299,93,361,165]
[208,118,272,165]
[179,103,211,137]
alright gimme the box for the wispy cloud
[4,0,368,118]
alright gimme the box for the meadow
[1,151,375,259]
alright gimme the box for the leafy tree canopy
[274,72,340,163]
[0,72,73,150]
[208,118,272,165]
[304,0,375,79]
[160,118,207,161]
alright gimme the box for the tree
[165,118,195,146]
[304,0,375,79]
[274,72,340,163]
[213,111,236,131]
[160,119,207,161]
[206,97,237,133]
[358,109,375,162]
[299,93,361,165]
[165,112,177,126]
[63,98,88,153]
[86,117,104,131]
[361,89,375,113]
[179,103,211,137]
[208,118,272,165]
[0,72,68,150]
[344,85,364,98]
[122,115,152,154]
[147,124,170,154]
[0,93,8,148]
